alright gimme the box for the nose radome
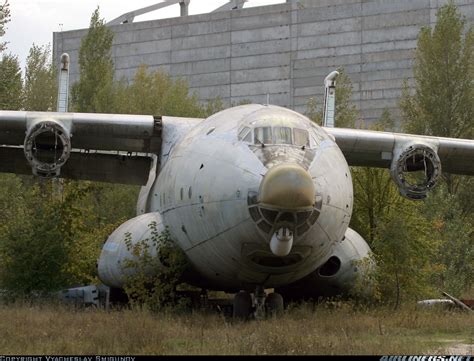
[259,163,315,210]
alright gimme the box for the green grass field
[0,302,472,355]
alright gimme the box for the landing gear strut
[254,285,266,320]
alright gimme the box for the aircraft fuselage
[149,104,353,291]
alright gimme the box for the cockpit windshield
[294,128,310,146]
[249,126,309,147]
[254,127,272,145]
[273,127,292,145]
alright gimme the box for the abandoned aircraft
[0,67,473,319]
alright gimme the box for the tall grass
[0,301,471,355]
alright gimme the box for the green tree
[400,2,473,140]
[399,2,473,297]
[0,175,140,293]
[23,44,57,111]
[372,201,442,308]
[0,180,78,293]
[71,7,114,113]
[420,185,473,296]
[113,65,204,117]
[0,54,22,110]
[0,0,10,53]
[399,2,474,195]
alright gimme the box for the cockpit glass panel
[294,128,310,146]
[238,126,250,141]
[273,127,292,145]
[254,127,272,145]
[243,131,252,143]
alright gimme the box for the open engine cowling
[97,212,166,288]
[390,143,441,200]
[24,119,72,177]
[276,228,373,302]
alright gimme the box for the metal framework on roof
[107,0,248,25]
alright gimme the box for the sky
[3,0,284,71]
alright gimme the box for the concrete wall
[53,0,474,123]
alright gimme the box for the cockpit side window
[254,127,272,145]
[243,131,252,143]
[238,127,251,142]
[294,128,310,147]
[273,127,292,145]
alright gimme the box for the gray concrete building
[53,0,474,123]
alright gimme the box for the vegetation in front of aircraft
[0,301,471,354]
[121,224,189,312]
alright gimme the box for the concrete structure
[53,0,474,123]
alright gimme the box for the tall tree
[400,2,474,196]
[0,54,22,110]
[113,65,204,117]
[0,0,10,53]
[23,44,57,111]
[400,2,473,140]
[398,2,473,298]
[71,7,114,113]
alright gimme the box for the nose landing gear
[232,286,284,320]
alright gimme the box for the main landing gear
[232,286,284,320]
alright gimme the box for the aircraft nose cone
[259,163,315,210]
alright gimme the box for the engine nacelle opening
[318,256,341,277]
[390,143,441,200]
[23,119,71,177]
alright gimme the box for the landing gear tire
[233,291,252,320]
[265,292,284,318]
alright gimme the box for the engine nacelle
[24,119,72,177]
[97,212,167,288]
[390,143,441,200]
[276,228,373,301]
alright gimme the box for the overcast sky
[3,0,283,71]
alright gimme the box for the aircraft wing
[325,127,474,175]
[325,127,474,199]
[0,111,164,185]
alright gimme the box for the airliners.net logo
[380,356,472,361]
